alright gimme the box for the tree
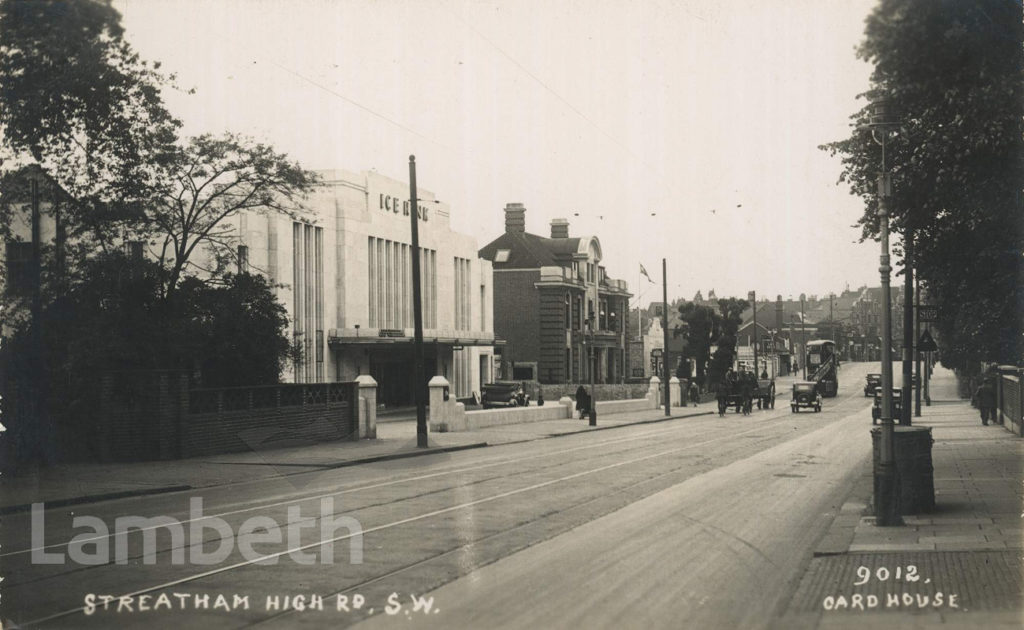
[0,0,180,246]
[144,134,320,297]
[820,0,1024,368]
[675,302,720,388]
[706,298,750,387]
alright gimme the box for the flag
[640,264,654,283]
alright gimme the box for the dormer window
[494,249,510,263]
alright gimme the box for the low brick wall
[541,382,652,402]
[463,403,570,429]
[183,382,358,457]
[96,373,359,461]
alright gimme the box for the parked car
[863,373,882,397]
[480,381,530,409]
[791,381,822,413]
[871,389,903,424]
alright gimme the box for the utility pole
[800,294,807,380]
[914,275,922,417]
[662,258,670,416]
[409,156,428,448]
[750,290,758,375]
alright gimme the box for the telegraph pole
[751,290,758,375]
[662,258,670,416]
[409,156,428,448]
[901,231,914,426]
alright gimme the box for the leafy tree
[820,0,1024,368]
[144,134,319,297]
[706,298,750,387]
[675,303,720,388]
[0,0,180,249]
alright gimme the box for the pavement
[0,403,712,514]
[776,365,1024,629]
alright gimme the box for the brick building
[479,204,631,384]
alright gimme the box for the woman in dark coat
[575,385,590,419]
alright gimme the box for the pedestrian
[575,385,590,420]
[760,369,768,380]
[688,381,700,407]
[975,379,997,426]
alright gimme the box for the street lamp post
[865,95,901,526]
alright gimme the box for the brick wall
[493,269,540,368]
[94,373,357,462]
[183,383,357,457]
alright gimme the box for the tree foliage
[820,0,1024,366]
[0,0,318,391]
[675,298,750,389]
[145,134,319,297]
[0,0,180,208]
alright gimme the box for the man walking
[975,378,997,426]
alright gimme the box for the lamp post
[865,95,901,526]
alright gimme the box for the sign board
[378,328,404,338]
[918,305,938,323]
[918,330,938,352]
[651,348,663,357]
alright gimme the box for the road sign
[918,304,938,323]
[918,329,938,352]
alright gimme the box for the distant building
[479,204,631,384]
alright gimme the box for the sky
[117,0,882,305]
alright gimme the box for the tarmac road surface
[3,364,877,629]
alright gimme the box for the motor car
[791,381,822,413]
[872,388,903,424]
[863,373,882,397]
[480,381,530,409]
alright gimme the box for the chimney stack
[504,202,526,233]
[550,218,569,239]
[775,295,784,330]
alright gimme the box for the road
[3,364,877,629]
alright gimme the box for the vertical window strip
[315,227,323,370]
[305,224,314,382]
[368,237,376,327]
[377,238,385,330]
[293,223,302,382]
[386,240,393,328]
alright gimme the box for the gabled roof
[479,230,583,269]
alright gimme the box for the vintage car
[756,379,776,409]
[791,381,822,413]
[864,373,882,397]
[480,381,530,409]
[871,388,903,424]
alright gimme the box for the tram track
[12,391,876,628]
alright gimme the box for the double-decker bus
[806,340,838,397]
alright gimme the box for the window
[237,244,248,274]
[4,241,32,295]
[564,293,571,329]
[494,249,510,263]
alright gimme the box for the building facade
[478,204,631,385]
[226,169,494,406]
